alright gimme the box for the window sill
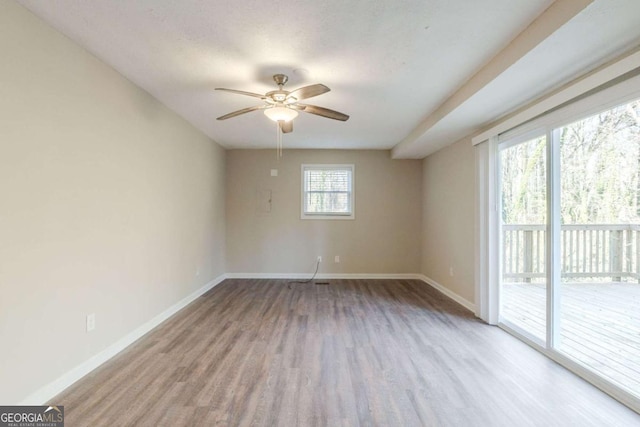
[301,214,355,220]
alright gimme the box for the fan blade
[216,105,263,120]
[298,104,349,121]
[279,120,293,134]
[215,88,266,99]
[288,84,330,101]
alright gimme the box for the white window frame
[301,164,355,220]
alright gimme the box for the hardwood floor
[52,279,640,426]
[502,281,640,396]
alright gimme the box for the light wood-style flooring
[52,279,640,426]
[502,281,640,397]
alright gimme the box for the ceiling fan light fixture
[264,106,298,122]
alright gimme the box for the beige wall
[0,2,226,403]
[0,0,476,405]
[421,139,475,303]
[226,149,422,274]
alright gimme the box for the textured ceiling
[15,0,640,157]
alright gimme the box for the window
[301,164,354,219]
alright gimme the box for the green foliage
[560,101,640,224]
[501,136,546,224]
[501,99,640,225]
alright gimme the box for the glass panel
[557,99,640,397]
[305,192,351,214]
[500,135,547,343]
[303,167,353,214]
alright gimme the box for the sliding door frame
[547,128,561,347]
[496,129,549,347]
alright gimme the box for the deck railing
[502,224,640,282]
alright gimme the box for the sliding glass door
[498,97,640,401]
[499,135,547,344]
[556,100,640,396]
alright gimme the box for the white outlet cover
[86,314,96,332]
[270,169,278,177]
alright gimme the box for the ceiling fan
[215,74,349,135]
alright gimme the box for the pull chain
[276,121,283,159]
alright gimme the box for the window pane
[500,135,547,344]
[557,98,640,397]
[305,192,350,214]
[302,166,353,216]
[305,169,352,192]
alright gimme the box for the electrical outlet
[449,267,454,277]
[196,267,201,277]
[335,255,340,263]
[86,313,96,332]
[271,169,278,177]
[317,256,322,263]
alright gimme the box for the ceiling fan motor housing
[273,74,289,87]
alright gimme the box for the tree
[501,99,640,225]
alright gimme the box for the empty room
[2,0,640,425]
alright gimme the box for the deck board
[502,281,640,395]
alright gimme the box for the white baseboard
[225,272,476,313]
[19,274,226,405]
[417,275,476,313]
[225,273,424,280]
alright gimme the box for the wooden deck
[502,281,640,396]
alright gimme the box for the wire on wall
[287,258,320,288]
